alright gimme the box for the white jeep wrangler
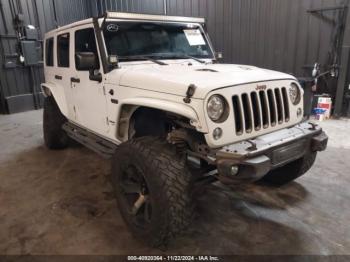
[42,12,328,246]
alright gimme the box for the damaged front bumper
[214,122,328,184]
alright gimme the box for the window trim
[57,32,70,68]
[74,27,100,71]
[102,21,215,60]
[45,37,54,67]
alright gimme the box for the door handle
[70,77,80,83]
[55,75,62,80]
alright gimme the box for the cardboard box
[317,97,332,118]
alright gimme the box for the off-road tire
[43,96,69,149]
[111,137,195,247]
[261,152,317,186]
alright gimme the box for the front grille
[232,87,290,135]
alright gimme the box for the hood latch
[183,84,197,104]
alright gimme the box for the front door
[70,26,108,137]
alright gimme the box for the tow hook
[308,122,318,130]
[246,140,258,151]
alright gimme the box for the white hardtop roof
[45,12,205,37]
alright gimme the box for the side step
[62,122,118,159]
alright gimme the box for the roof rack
[105,11,205,24]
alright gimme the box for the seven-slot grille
[232,87,290,135]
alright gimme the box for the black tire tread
[43,96,69,149]
[112,137,194,247]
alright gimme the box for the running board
[62,122,117,159]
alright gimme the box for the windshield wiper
[118,55,168,66]
[175,54,206,64]
[151,53,206,64]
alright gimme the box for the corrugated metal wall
[165,0,346,78]
[92,0,165,15]
[54,0,92,26]
[0,0,348,113]
[0,0,91,113]
[0,0,47,113]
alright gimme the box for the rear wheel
[43,96,69,149]
[111,137,194,247]
[261,152,317,186]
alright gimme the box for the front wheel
[111,137,194,247]
[260,152,317,186]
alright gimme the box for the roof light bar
[105,12,205,24]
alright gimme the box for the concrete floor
[0,110,350,255]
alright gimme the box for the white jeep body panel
[115,63,294,99]
[42,13,304,149]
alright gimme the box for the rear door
[44,35,72,118]
[54,32,76,120]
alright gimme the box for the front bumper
[215,122,328,184]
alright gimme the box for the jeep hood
[117,63,295,99]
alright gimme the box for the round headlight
[289,83,301,105]
[207,95,227,122]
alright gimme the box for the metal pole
[29,66,39,109]
[52,0,59,28]
[0,0,8,34]
[0,41,7,113]
[334,3,350,117]
[163,0,167,15]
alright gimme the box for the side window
[75,28,100,70]
[45,38,54,66]
[57,33,70,67]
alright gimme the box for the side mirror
[76,52,102,82]
[75,52,99,71]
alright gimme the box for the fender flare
[121,97,200,121]
[117,97,203,141]
[41,82,69,117]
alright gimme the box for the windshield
[103,21,214,61]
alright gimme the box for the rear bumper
[215,122,328,184]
